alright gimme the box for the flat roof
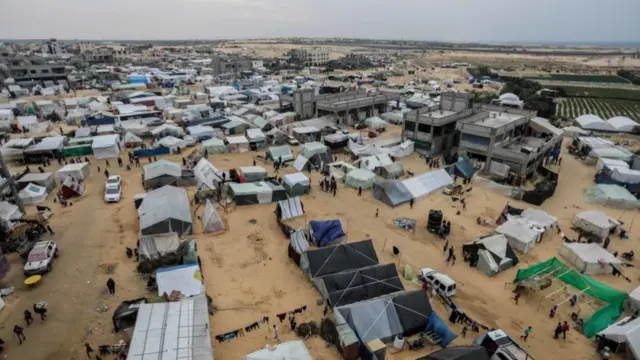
[427,110,456,119]
[506,136,546,152]
[475,111,524,128]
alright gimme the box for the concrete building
[279,88,401,124]
[1,55,71,82]
[210,54,253,75]
[456,105,563,177]
[291,48,330,67]
[402,92,474,153]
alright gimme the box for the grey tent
[283,173,310,196]
[112,298,148,332]
[334,290,433,343]
[268,145,294,162]
[228,180,287,206]
[276,197,305,221]
[462,234,519,277]
[416,346,490,360]
[143,160,182,189]
[313,263,404,307]
[373,180,413,207]
[301,239,379,278]
[17,172,56,192]
[288,228,310,265]
[138,232,180,261]
[138,185,193,236]
[239,166,268,182]
[377,162,404,179]
[202,200,225,233]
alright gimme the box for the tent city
[1,9,640,360]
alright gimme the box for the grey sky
[2,0,639,43]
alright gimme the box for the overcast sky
[2,0,639,44]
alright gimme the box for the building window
[461,133,490,146]
[417,123,431,134]
[404,121,416,132]
[30,70,37,74]
[41,69,50,73]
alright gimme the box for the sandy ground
[0,124,638,359]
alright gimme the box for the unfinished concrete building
[401,92,474,153]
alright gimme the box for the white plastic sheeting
[202,138,228,154]
[589,147,633,162]
[559,242,621,275]
[243,340,312,360]
[520,208,557,230]
[562,126,590,137]
[401,169,453,200]
[18,183,47,205]
[193,158,225,189]
[276,197,305,220]
[496,219,541,254]
[246,128,266,142]
[225,136,249,153]
[585,184,640,209]
[92,134,121,159]
[56,162,90,181]
[596,158,629,172]
[123,132,143,146]
[345,169,376,190]
[576,114,613,131]
[572,210,621,240]
[607,116,638,132]
[202,200,225,233]
[598,316,640,353]
[610,167,640,184]
[156,264,204,297]
[293,155,308,171]
[300,142,329,158]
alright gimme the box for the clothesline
[214,304,307,343]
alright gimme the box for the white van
[419,268,457,297]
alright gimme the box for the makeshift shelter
[559,242,622,275]
[228,181,287,206]
[495,218,541,254]
[514,257,627,337]
[576,114,613,131]
[402,169,453,200]
[309,219,346,247]
[308,151,332,170]
[572,210,620,242]
[60,176,84,199]
[345,169,376,190]
[300,142,329,158]
[607,116,637,133]
[120,121,150,137]
[365,116,389,129]
[225,135,250,153]
[520,208,558,230]
[156,264,204,297]
[276,197,305,221]
[150,124,185,138]
[416,346,490,360]
[301,239,379,278]
[324,132,349,149]
[123,132,143,148]
[157,136,190,151]
[585,184,640,209]
[138,185,193,236]
[18,183,48,205]
[246,128,266,143]
[238,166,268,182]
[287,229,310,265]
[597,158,630,172]
[128,297,213,360]
[187,125,214,140]
[462,234,519,276]
[201,200,225,233]
[354,154,393,172]
[373,180,413,207]
[143,160,182,189]
[0,201,23,231]
[313,263,404,307]
[377,162,404,179]
[56,162,90,181]
[597,316,640,357]
[334,290,433,343]
[92,134,121,159]
[629,287,640,313]
[267,145,293,162]
[589,147,634,163]
[283,173,310,196]
[243,340,312,360]
[112,298,147,333]
[24,136,66,156]
[202,138,228,154]
[17,172,56,192]
[138,232,180,261]
[193,158,225,190]
[293,155,309,171]
[454,158,477,179]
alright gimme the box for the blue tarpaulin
[426,312,457,348]
[309,220,345,247]
[454,158,476,179]
[132,147,171,157]
[86,115,116,126]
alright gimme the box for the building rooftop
[475,111,524,128]
[426,110,456,119]
[506,136,546,153]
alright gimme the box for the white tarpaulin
[496,219,541,254]
[611,167,640,184]
[520,208,557,230]
[202,200,225,233]
[92,134,121,159]
[596,158,629,172]
[559,242,621,275]
[156,264,204,297]
[572,210,620,241]
[293,155,308,171]
[401,169,453,200]
[18,183,48,205]
[276,197,305,220]
[243,340,312,360]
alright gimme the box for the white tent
[520,208,557,231]
[283,173,310,197]
[585,184,640,209]
[598,316,640,357]
[300,142,329,158]
[607,116,637,133]
[246,128,266,143]
[345,169,376,189]
[202,138,228,154]
[18,183,48,205]
[193,158,225,190]
[559,242,622,275]
[495,218,541,254]
[589,147,634,162]
[629,287,640,313]
[576,114,613,131]
[243,340,312,360]
[276,197,305,220]
[156,264,204,297]
[401,169,453,200]
[92,134,121,159]
[572,210,620,241]
[597,158,630,172]
[226,136,249,153]
[56,162,90,181]
[202,200,225,233]
[0,201,23,230]
[293,155,308,171]
[123,132,144,147]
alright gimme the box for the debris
[248,219,257,224]
[393,218,416,231]
[0,286,15,296]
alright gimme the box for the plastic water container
[393,335,405,349]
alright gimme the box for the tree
[524,94,556,119]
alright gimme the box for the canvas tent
[243,340,312,360]
[520,208,558,230]
[373,180,413,207]
[193,158,225,190]
[91,134,121,159]
[275,197,305,221]
[312,263,404,307]
[17,172,56,192]
[597,316,640,357]
[201,200,225,233]
[416,346,490,360]
[138,232,180,261]
[128,296,213,360]
[202,138,228,154]
[365,116,388,129]
[462,234,519,276]
[597,158,630,172]
[123,132,143,148]
[495,218,541,254]
[334,290,432,343]
[309,219,346,246]
[228,181,287,206]
[572,210,620,241]
[18,183,48,205]
[283,173,310,196]
[138,185,193,236]
[267,145,293,162]
[585,184,640,209]
[226,135,249,153]
[112,298,147,333]
[143,160,182,189]
[300,239,379,278]
[293,155,309,171]
[559,242,622,275]
[402,169,453,200]
[60,176,84,199]
[300,141,329,158]
[156,264,204,297]
[345,169,376,190]
[238,166,268,182]
[56,162,90,181]
[0,201,23,231]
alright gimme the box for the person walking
[104,169,109,179]
[513,293,521,305]
[24,310,33,325]
[409,198,414,209]
[106,278,116,295]
[273,325,280,343]
[461,325,467,338]
[46,224,55,235]
[443,240,449,254]
[14,325,25,344]
[520,326,532,341]
[553,322,562,339]
[105,160,110,168]
[562,321,569,339]
[33,303,47,322]
[85,342,94,358]
[451,254,456,265]
[375,209,379,217]
[358,187,362,196]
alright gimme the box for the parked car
[106,175,122,189]
[287,135,299,146]
[104,185,122,203]
[24,240,58,276]
[419,268,457,297]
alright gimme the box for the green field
[556,97,640,121]
[559,86,640,101]
[524,74,631,84]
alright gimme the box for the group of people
[13,303,48,345]
[319,176,338,196]
[426,156,442,169]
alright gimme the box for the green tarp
[514,257,627,337]
[61,145,93,157]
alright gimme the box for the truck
[474,329,534,360]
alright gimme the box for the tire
[54,249,59,258]
[46,264,52,273]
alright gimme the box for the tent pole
[537,285,568,311]
[556,287,590,307]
